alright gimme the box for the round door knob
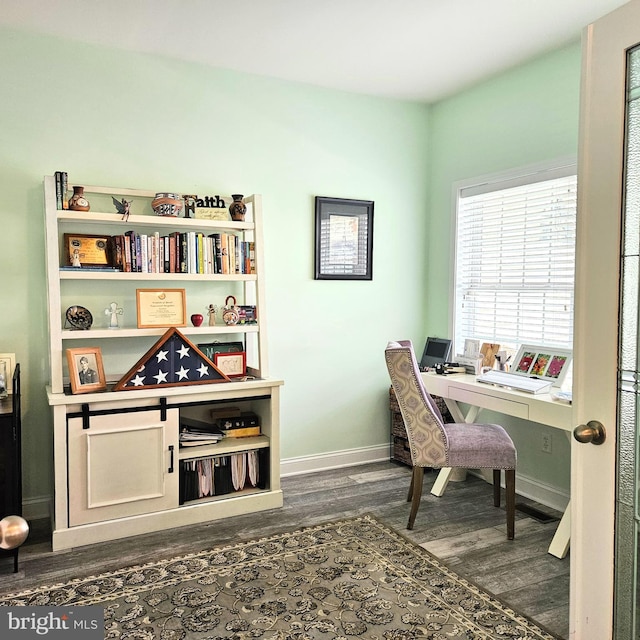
[573,420,606,445]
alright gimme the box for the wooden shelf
[178,435,270,460]
[57,210,255,232]
[59,270,256,281]
[61,324,260,340]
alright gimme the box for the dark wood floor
[0,461,569,639]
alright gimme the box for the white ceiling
[0,0,631,102]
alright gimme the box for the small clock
[222,295,240,326]
[65,305,93,330]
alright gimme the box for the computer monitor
[419,337,452,370]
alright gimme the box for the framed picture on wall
[314,196,374,280]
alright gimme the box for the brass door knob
[573,420,606,445]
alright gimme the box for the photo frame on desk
[512,345,572,387]
[314,196,374,280]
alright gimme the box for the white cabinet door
[68,408,179,526]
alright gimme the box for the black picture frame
[314,197,374,280]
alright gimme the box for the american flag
[115,328,229,390]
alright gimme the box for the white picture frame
[511,345,572,387]
[0,353,16,394]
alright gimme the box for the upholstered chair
[385,340,517,539]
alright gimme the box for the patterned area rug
[0,515,559,639]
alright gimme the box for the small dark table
[0,364,22,572]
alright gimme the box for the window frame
[450,158,578,359]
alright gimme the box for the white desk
[421,371,572,559]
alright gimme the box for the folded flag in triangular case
[114,327,230,390]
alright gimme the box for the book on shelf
[215,411,260,430]
[179,431,225,447]
[54,171,69,210]
[179,416,225,447]
[222,426,261,438]
[60,265,121,272]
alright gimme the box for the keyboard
[476,369,553,394]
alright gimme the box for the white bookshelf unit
[43,176,283,551]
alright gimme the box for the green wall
[426,42,582,494]
[0,26,430,511]
[0,24,582,514]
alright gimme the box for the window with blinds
[454,164,577,354]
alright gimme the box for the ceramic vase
[229,194,247,221]
[152,193,184,217]
[68,186,90,212]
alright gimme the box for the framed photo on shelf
[314,196,374,280]
[197,341,244,361]
[66,347,107,395]
[214,351,246,378]
[136,289,187,328]
[64,233,112,267]
[511,345,572,387]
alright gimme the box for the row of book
[110,231,255,275]
[179,449,268,503]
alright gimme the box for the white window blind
[454,166,577,353]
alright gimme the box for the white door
[573,1,640,637]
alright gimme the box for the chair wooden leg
[505,468,516,540]
[407,467,415,502]
[493,469,501,507]
[407,466,424,530]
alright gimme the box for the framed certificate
[64,234,112,267]
[136,289,187,328]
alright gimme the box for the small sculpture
[71,248,81,267]
[229,194,247,221]
[105,302,123,329]
[207,304,218,326]
[112,197,132,221]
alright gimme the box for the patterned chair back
[385,340,449,468]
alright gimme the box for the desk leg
[548,500,571,559]
[431,467,453,496]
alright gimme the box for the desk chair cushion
[445,422,516,470]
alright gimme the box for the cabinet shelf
[57,210,255,232]
[61,324,260,340]
[59,270,257,281]
[178,435,269,460]
[181,486,267,506]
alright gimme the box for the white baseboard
[511,472,569,512]
[22,450,569,522]
[281,444,390,477]
[468,469,569,512]
[282,445,570,513]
